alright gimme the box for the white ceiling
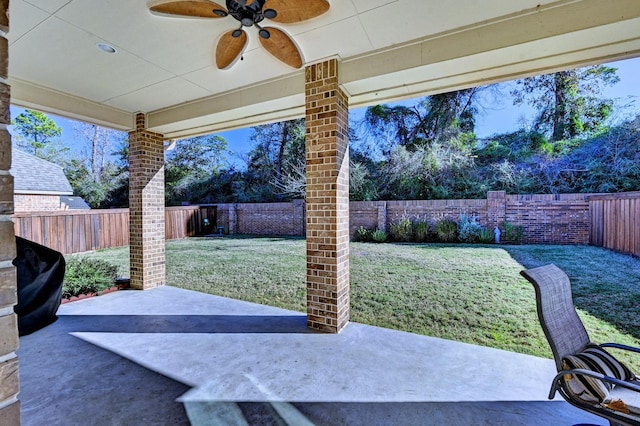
[7,0,640,139]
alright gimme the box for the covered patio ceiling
[8,0,640,140]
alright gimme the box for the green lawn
[73,237,640,370]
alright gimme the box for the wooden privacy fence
[13,205,217,254]
[589,192,640,258]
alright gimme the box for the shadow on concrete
[18,313,191,426]
[55,314,313,334]
[182,400,606,426]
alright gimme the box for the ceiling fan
[149,0,330,69]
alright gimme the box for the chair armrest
[600,343,640,354]
[549,368,640,400]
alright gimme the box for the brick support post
[487,190,507,230]
[305,59,350,333]
[0,1,20,422]
[129,113,165,290]
[377,201,387,232]
[293,199,305,235]
[228,204,237,234]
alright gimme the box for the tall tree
[362,89,481,156]
[64,129,129,209]
[166,134,228,178]
[244,119,306,200]
[511,65,619,141]
[104,138,130,208]
[74,123,120,179]
[12,109,67,163]
[165,134,229,205]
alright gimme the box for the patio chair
[520,264,640,426]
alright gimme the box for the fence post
[486,191,506,229]
[293,199,305,236]
[228,204,237,234]
[377,201,387,232]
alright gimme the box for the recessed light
[96,43,117,54]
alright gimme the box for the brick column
[305,59,350,333]
[487,190,507,229]
[292,199,305,235]
[228,204,237,234]
[377,201,387,232]
[0,1,20,423]
[129,113,165,290]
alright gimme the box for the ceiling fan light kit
[149,0,330,69]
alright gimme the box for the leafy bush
[502,221,524,244]
[413,221,430,242]
[372,230,388,243]
[353,226,374,242]
[435,219,458,242]
[389,218,413,242]
[478,228,495,244]
[458,214,483,243]
[63,257,118,298]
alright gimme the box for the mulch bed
[61,278,130,304]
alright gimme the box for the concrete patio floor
[17,286,604,425]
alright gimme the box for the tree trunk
[552,71,568,142]
[276,122,289,189]
[91,125,100,179]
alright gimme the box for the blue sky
[10,57,640,168]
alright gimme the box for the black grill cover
[13,237,65,336]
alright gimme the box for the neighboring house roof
[60,196,90,210]
[10,148,73,195]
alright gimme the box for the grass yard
[74,237,640,370]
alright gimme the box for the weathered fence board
[13,206,217,254]
[589,192,640,257]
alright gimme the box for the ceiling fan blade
[149,0,228,18]
[263,0,329,23]
[259,27,303,68]
[216,30,248,69]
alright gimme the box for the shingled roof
[10,148,73,195]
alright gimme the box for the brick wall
[350,201,383,234]
[129,113,165,290]
[14,194,62,212]
[506,193,590,244]
[386,199,489,230]
[0,0,20,423]
[215,191,595,245]
[214,201,305,236]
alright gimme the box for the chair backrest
[520,264,590,371]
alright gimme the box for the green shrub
[63,257,118,298]
[502,221,524,244]
[413,221,430,242]
[353,226,374,242]
[458,214,483,243]
[478,228,495,244]
[435,219,458,242]
[389,218,414,242]
[372,230,388,243]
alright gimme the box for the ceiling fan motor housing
[226,0,272,27]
